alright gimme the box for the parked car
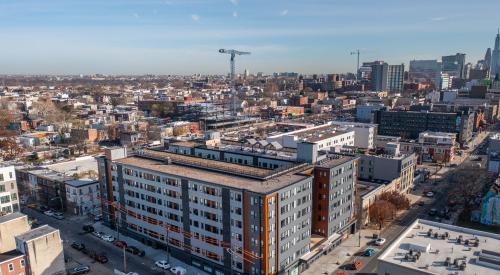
[417,201,425,206]
[53,212,64,220]
[101,235,115,242]
[115,240,127,248]
[346,259,362,270]
[126,246,145,257]
[82,225,94,233]
[428,208,437,216]
[363,248,375,257]
[44,210,54,216]
[169,266,187,275]
[89,252,108,263]
[71,242,85,251]
[426,191,435,197]
[374,238,386,246]
[92,231,104,238]
[126,273,139,275]
[155,260,170,270]
[94,214,103,221]
[69,265,90,275]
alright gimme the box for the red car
[115,240,127,248]
[94,254,108,264]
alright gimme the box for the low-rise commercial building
[377,219,500,275]
[400,131,457,163]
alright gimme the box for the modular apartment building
[97,147,313,275]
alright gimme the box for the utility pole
[350,49,361,81]
[123,246,127,273]
[115,205,120,241]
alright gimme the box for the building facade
[65,179,100,216]
[491,31,500,78]
[0,166,20,215]
[97,148,314,275]
[387,64,404,93]
[370,62,388,92]
[375,110,474,145]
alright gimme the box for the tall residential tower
[491,30,500,78]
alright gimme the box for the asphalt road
[354,133,490,275]
[21,207,165,275]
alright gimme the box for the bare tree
[448,167,484,211]
[369,200,396,230]
[0,137,24,160]
[379,191,410,210]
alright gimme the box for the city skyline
[1,0,499,75]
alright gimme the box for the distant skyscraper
[387,64,404,93]
[491,30,500,79]
[370,61,388,91]
[442,53,466,79]
[409,60,441,81]
[485,48,492,69]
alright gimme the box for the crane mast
[218,49,251,115]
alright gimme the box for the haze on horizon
[0,0,499,75]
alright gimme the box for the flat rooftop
[0,212,27,224]
[44,156,98,177]
[65,178,98,187]
[378,219,500,275]
[15,225,59,242]
[0,250,24,264]
[315,154,357,169]
[115,155,311,194]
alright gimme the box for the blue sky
[0,0,499,75]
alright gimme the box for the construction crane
[218,49,251,115]
[219,49,251,80]
[350,49,360,81]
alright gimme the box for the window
[20,259,25,267]
[8,263,14,271]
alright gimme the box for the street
[340,131,491,275]
[21,207,165,275]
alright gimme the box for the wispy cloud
[232,11,238,18]
[430,16,447,21]
[133,13,140,19]
[280,9,288,16]
[191,14,200,21]
[230,0,239,6]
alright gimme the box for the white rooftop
[378,219,500,275]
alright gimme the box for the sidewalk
[92,222,209,275]
[301,228,380,275]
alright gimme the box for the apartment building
[357,153,416,194]
[65,179,100,216]
[310,155,358,240]
[0,251,26,275]
[97,147,313,275]
[15,168,68,211]
[375,110,474,145]
[0,166,20,215]
[15,225,65,275]
[0,213,31,254]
